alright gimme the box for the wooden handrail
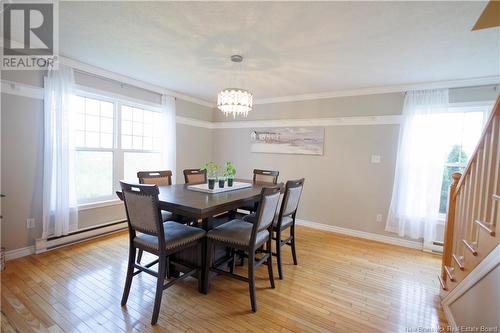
[455,96,500,195]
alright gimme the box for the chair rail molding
[1,79,44,99]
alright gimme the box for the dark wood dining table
[154,179,273,293]
[157,179,268,231]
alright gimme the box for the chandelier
[217,55,253,117]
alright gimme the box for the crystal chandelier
[217,55,253,118]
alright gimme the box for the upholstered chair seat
[134,221,205,253]
[207,220,269,248]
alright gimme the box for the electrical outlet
[26,218,35,229]
[371,155,381,164]
[376,214,383,222]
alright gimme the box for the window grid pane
[75,96,115,149]
[76,151,113,202]
[120,105,162,151]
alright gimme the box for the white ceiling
[59,1,500,103]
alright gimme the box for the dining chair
[136,170,175,264]
[243,178,305,279]
[239,169,279,214]
[138,170,173,186]
[183,169,207,184]
[119,181,205,325]
[138,170,174,222]
[205,185,282,312]
[253,169,279,184]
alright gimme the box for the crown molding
[254,76,500,105]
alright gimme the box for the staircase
[439,95,500,293]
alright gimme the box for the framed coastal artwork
[250,127,324,155]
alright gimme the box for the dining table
[157,179,268,231]
[132,179,275,294]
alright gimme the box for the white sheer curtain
[162,95,177,183]
[42,65,78,238]
[386,89,449,249]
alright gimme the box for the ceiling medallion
[217,55,253,118]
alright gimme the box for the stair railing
[440,94,500,291]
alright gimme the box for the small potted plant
[201,162,219,190]
[218,174,226,188]
[225,162,236,187]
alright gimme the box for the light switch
[371,154,381,164]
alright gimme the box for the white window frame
[437,101,494,222]
[74,87,163,208]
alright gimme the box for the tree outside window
[439,144,468,214]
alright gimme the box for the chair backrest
[277,178,305,226]
[137,170,172,186]
[120,181,164,239]
[253,169,279,184]
[251,185,283,243]
[183,169,207,184]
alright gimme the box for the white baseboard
[441,244,500,330]
[5,245,36,261]
[3,221,128,261]
[296,219,423,250]
[36,221,127,254]
[5,219,421,261]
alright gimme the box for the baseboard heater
[423,241,444,254]
[35,220,127,254]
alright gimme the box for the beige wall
[214,125,399,237]
[1,94,44,251]
[449,263,500,329]
[176,124,213,183]
[1,70,213,251]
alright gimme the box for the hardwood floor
[1,226,447,332]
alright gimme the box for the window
[438,107,489,215]
[74,94,165,204]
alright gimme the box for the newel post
[441,172,462,282]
